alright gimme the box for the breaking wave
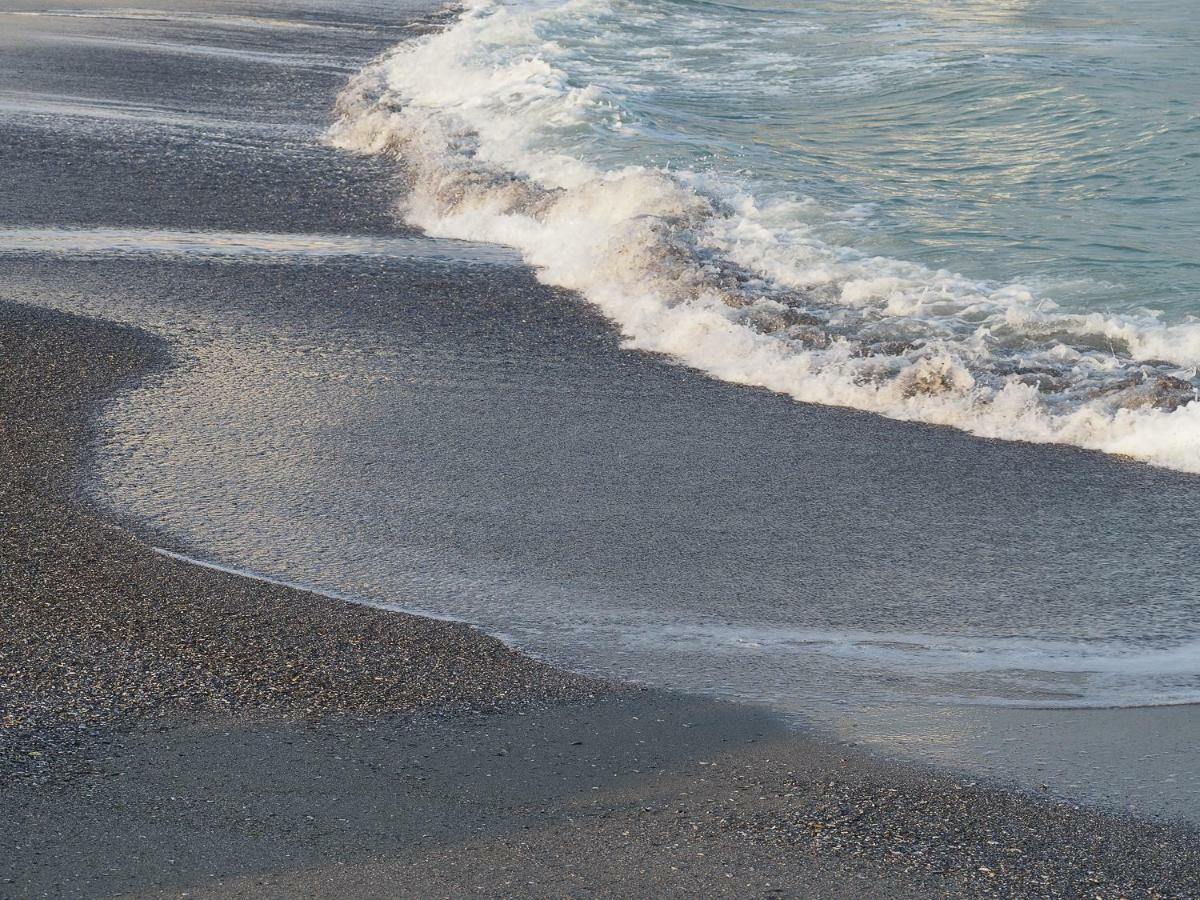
[329,0,1200,473]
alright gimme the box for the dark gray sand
[3,0,1200,896]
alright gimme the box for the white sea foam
[329,0,1200,473]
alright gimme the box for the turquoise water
[540,0,1200,320]
[333,0,1200,471]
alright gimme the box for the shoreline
[2,0,1199,894]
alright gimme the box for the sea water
[332,0,1200,472]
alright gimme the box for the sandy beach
[2,0,1200,895]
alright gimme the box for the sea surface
[334,0,1200,472]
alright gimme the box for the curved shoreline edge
[1,0,1198,892]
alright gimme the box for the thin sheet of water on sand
[0,227,519,264]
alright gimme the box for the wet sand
[2,0,1200,895]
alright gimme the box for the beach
[2,0,1200,895]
